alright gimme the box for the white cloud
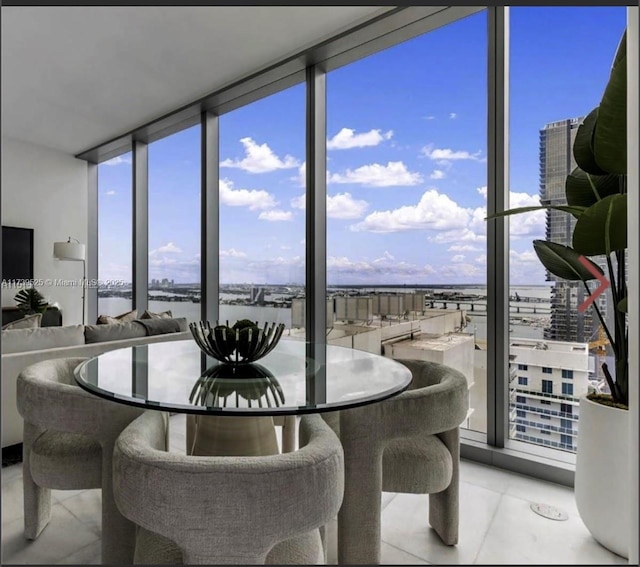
[103,155,132,166]
[508,190,546,238]
[327,252,435,280]
[291,194,305,210]
[430,169,446,180]
[327,193,369,219]
[220,248,247,259]
[150,242,182,255]
[510,249,539,264]
[219,179,276,211]
[426,185,545,245]
[422,146,483,161]
[258,209,293,222]
[440,263,483,279]
[430,228,487,245]
[327,128,392,150]
[423,115,436,121]
[351,189,469,233]
[329,161,422,187]
[220,137,299,173]
[451,254,465,263]
[448,244,481,252]
[292,192,368,220]
[449,112,457,119]
[105,190,116,196]
[475,254,487,264]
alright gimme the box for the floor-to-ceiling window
[218,84,305,330]
[508,6,626,454]
[97,152,132,317]
[90,6,635,480]
[326,10,488,433]
[148,125,201,322]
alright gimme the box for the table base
[186,415,280,456]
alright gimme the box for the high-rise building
[539,117,605,344]
[509,338,590,453]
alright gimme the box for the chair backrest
[16,357,144,442]
[340,359,469,443]
[113,411,344,564]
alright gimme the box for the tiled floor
[1,415,627,565]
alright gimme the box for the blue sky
[97,7,626,287]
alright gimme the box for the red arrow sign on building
[578,255,610,313]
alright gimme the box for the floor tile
[2,477,23,529]
[381,541,431,564]
[51,489,92,503]
[382,491,397,510]
[1,503,99,565]
[381,483,502,564]
[55,540,101,565]
[460,459,514,494]
[1,463,23,487]
[58,490,102,537]
[475,492,627,565]
[504,473,579,515]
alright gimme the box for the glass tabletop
[74,338,413,416]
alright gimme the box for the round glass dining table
[75,338,412,456]
[74,338,412,416]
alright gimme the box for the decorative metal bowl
[189,363,285,408]
[189,320,285,364]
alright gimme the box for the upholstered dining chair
[113,411,344,565]
[16,357,144,564]
[329,359,469,565]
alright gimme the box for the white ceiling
[1,6,391,156]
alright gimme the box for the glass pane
[508,6,626,453]
[219,84,305,331]
[98,152,132,318]
[326,11,487,433]
[148,125,201,322]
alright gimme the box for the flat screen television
[2,226,34,280]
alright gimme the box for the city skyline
[97,7,626,287]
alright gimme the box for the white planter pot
[575,396,629,558]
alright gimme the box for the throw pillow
[140,309,173,319]
[96,309,138,325]
[2,313,42,330]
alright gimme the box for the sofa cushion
[1,324,85,355]
[136,317,187,336]
[84,321,147,344]
[96,309,138,325]
[140,309,172,319]
[2,313,42,330]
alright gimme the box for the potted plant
[14,287,48,316]
[488,29,629,557]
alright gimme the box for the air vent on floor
[530,502,569,521]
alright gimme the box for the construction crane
[588,325,610,386]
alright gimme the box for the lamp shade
[53,241,85,261]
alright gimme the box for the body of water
[98,284,551,342]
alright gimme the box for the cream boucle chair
[113,411,344,565]
[332,359,469,565]
[16,357,144,564]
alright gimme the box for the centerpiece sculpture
[189,363,285,409]
[189,319,285,364]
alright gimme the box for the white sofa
[2,323,191,448]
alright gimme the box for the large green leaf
[533,240,603,281]
[618,297,627,313]
[572,194,627,255]
[485,204,586,221]
[565,167,622,207]
[573,108,607,176]
[594,30,627,174]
